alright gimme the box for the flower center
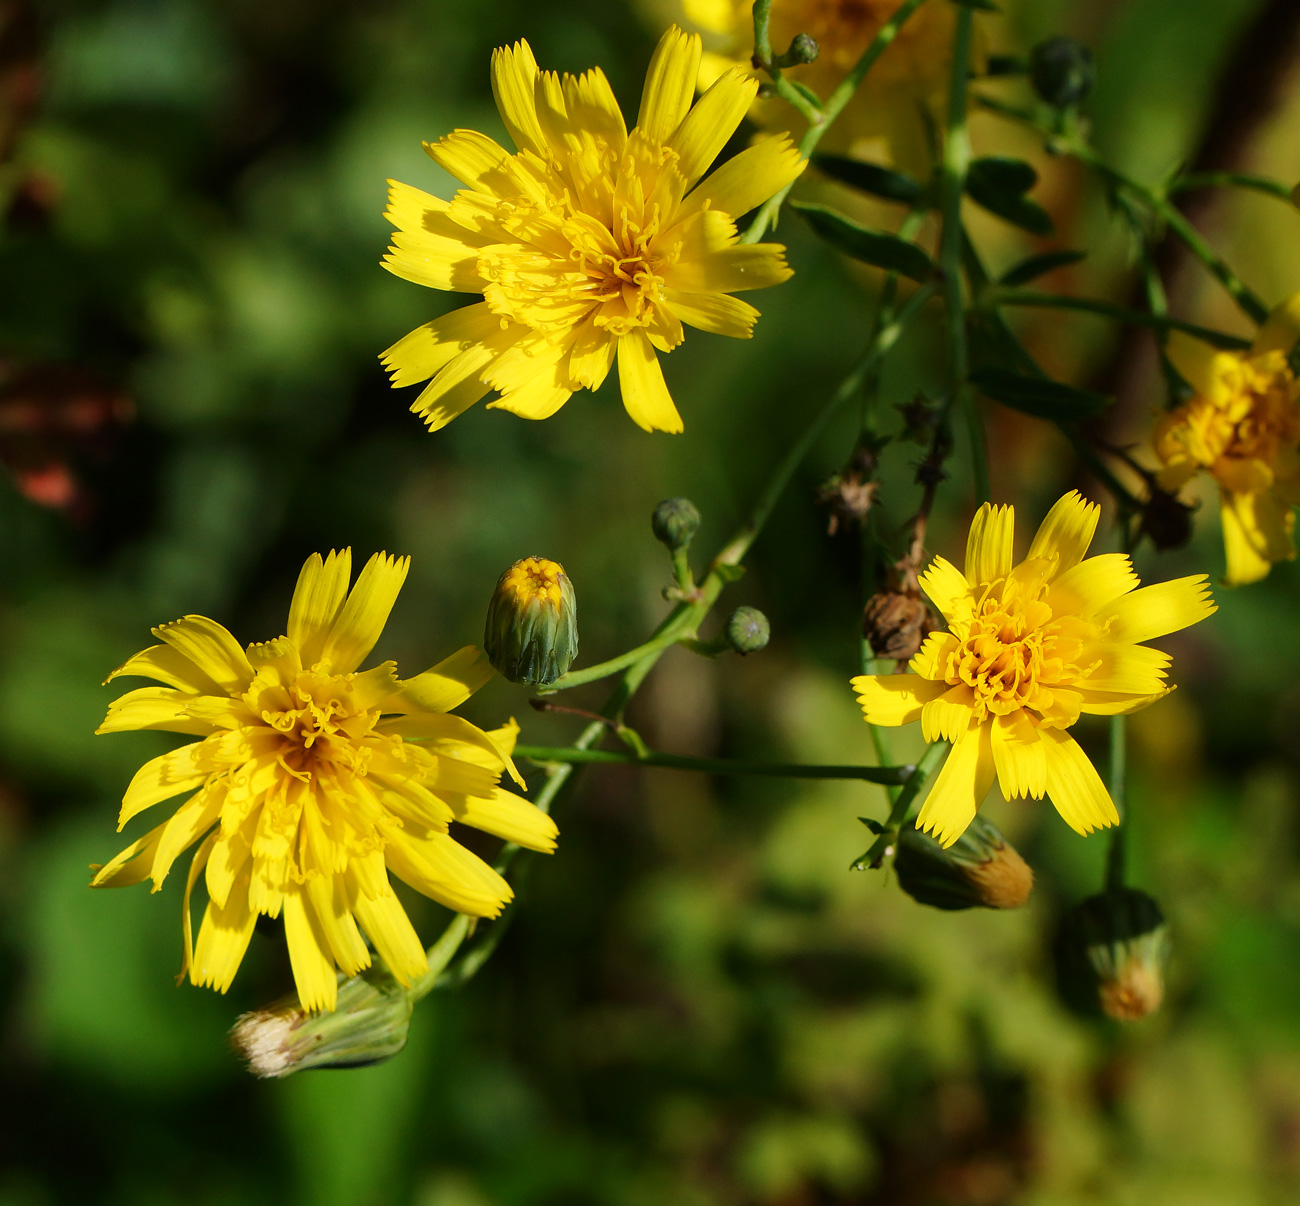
[942,574,1087,721]
[255,668,380,780]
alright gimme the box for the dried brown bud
[863,585,935,661]
[1139,488,1195,552]
[817,474,877,536]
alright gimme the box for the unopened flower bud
[863,588,935,661]
[726,606,770,654]
[1029,36,1094,109]
[484,556,578,685]
[1058,888,1169,1022]
[782,33,819,66]
[1139,488,1194,552]
[894,813,1033,910]
[651,497,700,553]
[232,966,415,1078]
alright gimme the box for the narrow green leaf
[951,0,1000,10]
[812,154,922,204]
[792,202,934,281]
[971,369,1110,420]
[967,160,1052,236]
[999,248,1086,286]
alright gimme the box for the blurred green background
[2,0,1300,1202]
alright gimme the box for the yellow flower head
[1154,296,1300,585]
[93,550,558,1012]
[381,26,806,434]
[682,0,971,172]
[851,493,1216,847]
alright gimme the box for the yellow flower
[380,26,805,435]
[92,550,557,1012]
[1153,296,1300,585]
[851,493,1216,847]
[682,0,973,173]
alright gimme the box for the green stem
[990,288,1251,349]
[742,0,931,243]
[750,0,822,126]
[936,5,986,504]
[1105,714,1127,894]
[545,282,936,695]
[1170,171,1295,203]
[860,738,950,866]
[514,744,914,784]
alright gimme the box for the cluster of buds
[484,556,578,686]
[1057,888,1170,1022]
[892,813,1034,911]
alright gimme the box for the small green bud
[1029,36,1094,109]
[231,966,414,1078]
[651,497,700,553]
[781,33,819,66]
[893,813,1033,910]
[1057,888,1169,1022]
[484,556,578,686]
[725,606,770,654]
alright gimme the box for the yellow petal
[1026,490,1100,575]
[150,782,224,889]
[350,887,429,986]
[915,721,996,848]
[381,302,502,389]
[1221,488,1295,585]
[661,288,759,337]
[392,645,495,714]
[910,631,958,680]
[423,129,511,191]
[287,548,352,666]
[1216,456,1273,494]
[662,242,792,294]
[964,503,1014,586]
[1252,288,1300,356]
[667,67,758,186]
[637,25,702,146]
[410,339,501,431]
[683,0,736,35]
[452,786,559,852]
[119,750,208,829]
[306,874,371,977]
[1046,553,1139,617]
[562,67,627,153]
[990,711,1047,800]
[677,134,805,222]
[1077,688,1169,716]
[1080,643,1171,695]
[490,40,546,157]
[567,313,618,390]
[917,556,973,627]
[385,830,513,917]
[383,178,449,230]
[851,673,946,726]
[383,227,485,293]
[105,643,222,694]
[153,616,254,695]
[97,686,219,736]
[486,338,576,420]
[617,331,684,433]
[319,552,410,675]
[192,886,260,997]
[1040,728,1119,835]
[204,832,250,912]
[281,887,338,1012]
[178,831,217,986]
[921,684,976,743]
[1166,330,1230,396]
[1095,575,1216,644]
[90,821,167,888]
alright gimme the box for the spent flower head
[93,550,558,1012]
[381,27,805,434]
[851,492,1216,847]
[1153,294,1300,585]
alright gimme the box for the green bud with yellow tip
[484,556,578,686]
